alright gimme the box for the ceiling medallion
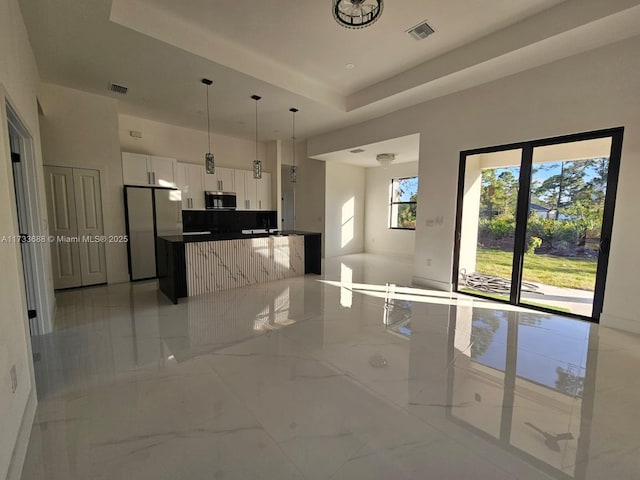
[333,0,383,29]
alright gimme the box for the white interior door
[45,166,82,289]
[73,168,107,286]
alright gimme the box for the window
[390,176,418,229]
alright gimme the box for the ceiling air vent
[350,148,365,154]
[109,83,128,95]
[407,20,435,41]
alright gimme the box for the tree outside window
[390,176,418,229]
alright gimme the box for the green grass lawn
[474,248,597,290]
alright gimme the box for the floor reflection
[448,308,593,479]
[22,254,640,480]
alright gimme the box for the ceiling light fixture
[290,108,298,184]
[251,94,262,179]
[376,153,395,166]
[333,0,383,29]
[202,78,215,174]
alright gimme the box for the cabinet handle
[259,200,262,210]
[147,171,151,184]
[153,172,156,184]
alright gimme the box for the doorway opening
[6,102,53,334]
[453,128,623,321]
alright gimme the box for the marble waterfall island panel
[186,236,304,295]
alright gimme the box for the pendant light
[202,78,215,174]
[251,94,262,179]
[290,107,298,183]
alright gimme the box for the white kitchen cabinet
[187,164,205,209]
[122,152,151,186]
[217,167,235,192]
[203,169,218,192]
[175,162,187,190]
[203,166,235,192]
[257,172,271,210]
[233,169,247,210]
[151,156,177,187]
[234,169,271,210]
[122,152,176,187]
[244,170,258,210]
[176,162,204,210]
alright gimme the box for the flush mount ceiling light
[333,0,383,29]
[251,95,262,179]
[290,108,298,184]
[376,153,395,166]
[202,78,215,174]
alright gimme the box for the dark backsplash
[182,210,277,233]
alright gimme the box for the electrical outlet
[426,258,432,267]
[10,365,17,393]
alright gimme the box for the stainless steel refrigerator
[124,186,183,281]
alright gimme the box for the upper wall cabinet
[203,166,235,193]
[176,162,205,210]
[235,170,271,210]
[122,152,176,187]
[257,172,271,211]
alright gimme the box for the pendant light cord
[206,85,211,153]
[255,98,258,160]
[292,110,296,167]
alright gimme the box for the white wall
[0,0,52,478]
[119,113,269,170]
[325,162,365,258]
[364,162,418,257]
[309,35,640,332]
[39,83,129,284]
[291,141,326,255]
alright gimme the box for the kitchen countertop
[158,230,320,243]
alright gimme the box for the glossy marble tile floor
[21,254,640,479]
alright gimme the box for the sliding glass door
[457,148,522,303]
[454,128,623,321]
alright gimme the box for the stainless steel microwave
[205,191,237,210]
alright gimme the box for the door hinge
[11,152,21,163]
[28,309,37,319]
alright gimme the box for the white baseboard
[6,386,37,480]
[600,312,640,334]
[412,275,453,291]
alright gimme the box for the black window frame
[389,176,418,230]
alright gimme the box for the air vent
[350,148,365,154]
[109,83,128,95]
[407,20,435,41]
